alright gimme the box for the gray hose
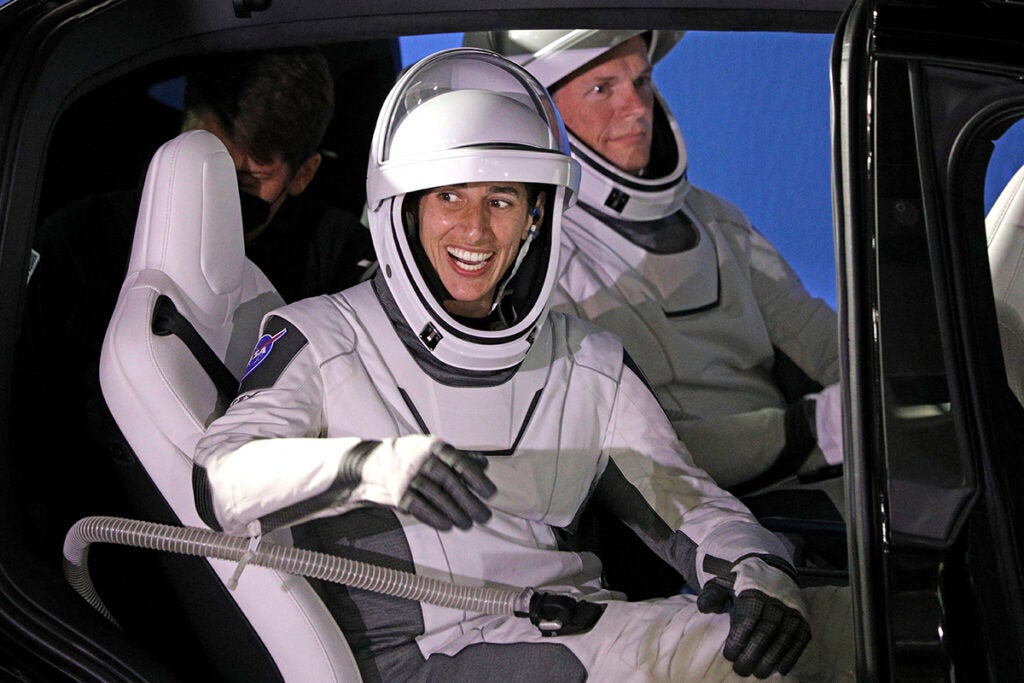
[63,515,534,626]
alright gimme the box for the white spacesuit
[193,48,850,681]
[464,30,844,493]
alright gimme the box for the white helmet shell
[463,30,684,90]
[367,48,580,372]
[463,30,691,222]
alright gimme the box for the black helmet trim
[387,200,540,347]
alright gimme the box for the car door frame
[833,0,1024,679]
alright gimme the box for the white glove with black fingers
[697,554,811,678]
[808,382,843,466]
[347,435,497,531]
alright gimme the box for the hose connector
[525,591,606,637]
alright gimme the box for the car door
[833,0,1024,679]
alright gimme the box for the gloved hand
[808,382,843,466]
[697,555,811,678]
[348,435,497,530]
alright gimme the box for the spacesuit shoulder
[686,184,752,232]
[548,309,625,381]
[265,289,362,358]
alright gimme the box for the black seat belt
[151,294,239,407]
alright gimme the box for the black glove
[697,555,811,678]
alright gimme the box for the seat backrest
[99,130,361,681]
[986,162,1024,405]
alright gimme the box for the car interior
[9,36,403,680]
[94,126,355,681]
[3,1,1023,679]
[6,32,847,679]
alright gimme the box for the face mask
[239,191,274,235]
[238,184,290,235]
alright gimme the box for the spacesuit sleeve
[549,258,584,318]
[748,227,839,387]
[193,314,368,536]
[595,363,792,589]
[671,408,787,488]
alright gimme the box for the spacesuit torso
[298,282,617,654]
[302,282,621,528]
[195,277,790,678]
[553,185,839,486]
[556,186,839,418]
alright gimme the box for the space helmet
[463,30,689,221]
[366,47,580,372]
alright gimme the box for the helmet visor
[368,49,577,206]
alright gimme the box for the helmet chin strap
[490,207,541,318]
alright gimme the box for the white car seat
[99,130,362,681]
[985,162,1024,405]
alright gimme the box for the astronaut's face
[553,35,654,175]
[418,181,538,319]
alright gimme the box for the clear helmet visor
[463,29,685,90]
[368,49,578,206]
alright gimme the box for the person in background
[16,47,374,550]
[464,30,844,500]
[179,49,376,302]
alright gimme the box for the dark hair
[183,48,334,170]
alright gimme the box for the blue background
[401,31,1024,310]
[1,9,1019,309]
[401,32,838,306]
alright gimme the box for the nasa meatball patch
[238,316,309,391]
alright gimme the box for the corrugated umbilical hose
[63,515,534,627]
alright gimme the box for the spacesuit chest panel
[566,205,719,316]
[333,286,618,527]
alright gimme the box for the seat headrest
[986,162,1024,405]
[986,163,1024,299]
[987,163,1024,247]
[127,130,245,320]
